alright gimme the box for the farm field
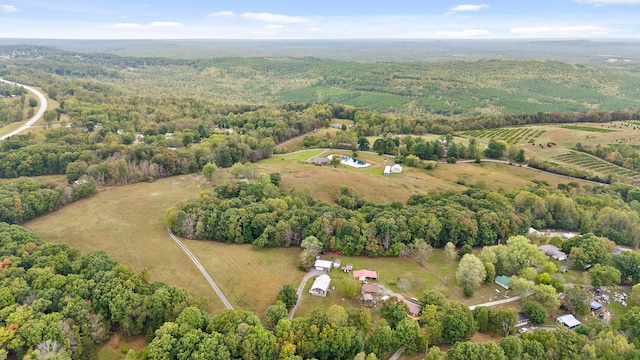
[23,174,228,314]
[553,151,639,180]
[461,127,547,144]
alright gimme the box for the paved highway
[0,78,48,140]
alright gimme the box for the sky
[1,0,640,39]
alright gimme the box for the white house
[314,259,333,272]
[539,244,567,261]
[309,274,331,297]
[391,164,403,173]
[557,314,581,329]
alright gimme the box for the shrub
[463,285,474,298]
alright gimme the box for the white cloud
[510,25,611,37]
[208,11,236,18]
[576,0,640,4]
[110,21,183,30]
[448,4,489,13]
[435,29,491,37]
[307,27,323,32]
[1,4,19,12]
[264,24,284,29]
[240,12,309,23]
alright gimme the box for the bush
[463,285,474,298]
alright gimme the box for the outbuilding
[314,259,333,272]
[362,283,380,294]
[309,275,331,297]
[557,314,581,329]
[495,275,512,289]
[590,301,603,311]
[517,312,529,327]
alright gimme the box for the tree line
[165,173,640,257]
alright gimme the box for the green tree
[531,284,560,310]
[440,302,476,344]
[500,337,523,360]
[381,299,408,329]
[326,305,348,327]
[366,322,394,358]
[562,286,592,316]
[419,290,445,309]
[588,264,621,288]
[276,284,298,311]
[444,242,457,262]
[394,318,421,355]
[456,254,487,288]
[621,306,640,346]
[457,244,473,259]
[424,346,447,360]
[448,341,506,360]
[203,163,218,183]
[510,277,535,299]
[484,139,508,159]
[522,301,548,325]
[612,251,640,284]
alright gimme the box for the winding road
[0,79,48,140]
[167,228,234,310]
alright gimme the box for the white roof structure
[384,166,391,175]
[314,259,333,270]
[539,245,567,261]
[310,275,331,293]
[391,164,403,173]
[557,314,581,329]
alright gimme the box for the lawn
[24,174,228,314]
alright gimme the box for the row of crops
[554,151,640,179]
[461,127,546,144]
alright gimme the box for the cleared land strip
[0,78,48,140]
[167,228,234,310]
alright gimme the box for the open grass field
[23,174,228,313]
[182,240,303,315]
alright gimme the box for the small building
[332,259,341,269]
[314,259,333,272]
[517,312,529,327]
[495,275,512,290]
[309,274,331,297]
[363,293,374,305]
[539,244,567,261]
[391,164,403,173]
[590,301,603,311]
[314,157,331,166]
[353,269,378,280]
[362,283,380,294]
[165,132,174,137]
[383,166,391,175]
[342,264,353,272]
[557,314,581,329]
[404,300,422,317]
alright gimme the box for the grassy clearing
[97,335,146,360]
[261,149,328,165]
[182,240,303,316]
[24,175,227,314]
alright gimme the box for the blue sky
[1,0,640,39]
